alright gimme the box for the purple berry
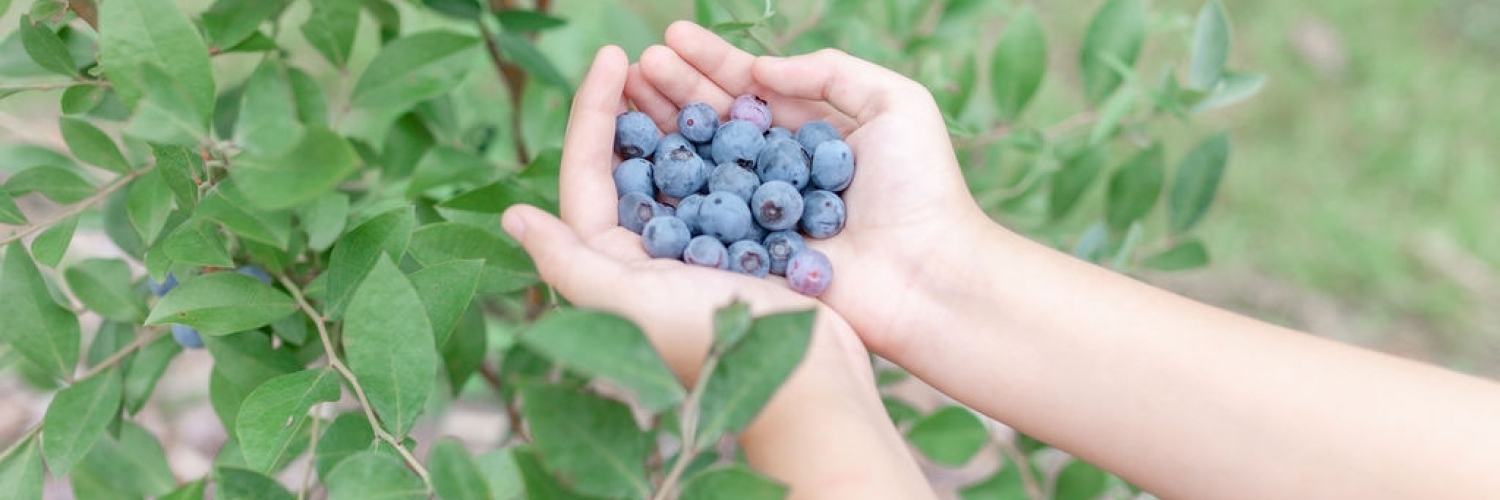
[697,192,753,244]
[172,324,204,348]
[643,216,692,259]
[763,231,806,276]
[654,145,708,198]
[683,235,729,270]
[148,272,179,297]
[810,140,854,192]
[613,158,655,198]
[795,120,841,153]
[729,94,772,133]
[800,190,846,239]
[710,120,767,169]
[618,192,664,234]
[754,138,810,191]
[750,180,804,231]
[727,240,771,278]
[785,248,833,297]
[614,111,659,159]
[708,163,760,203]
[678,102,720,143]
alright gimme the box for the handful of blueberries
[613,95,852,297]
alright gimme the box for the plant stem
[298,415,323,500]
[717,0,783,57]
[77,326,165,381]
[994,433,1047,500]
[0,81,108,91]
[953,110,1099,150]
[278,275,433,491]
[478,21,531,165]
[0,425,42,466]
[0,165,154,246]
[653,354,722,500]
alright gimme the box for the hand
[626,22,1000,356]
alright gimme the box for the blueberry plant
[0,0,1258,498]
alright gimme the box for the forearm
[889,222,1500,499]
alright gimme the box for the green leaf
[0,188,25,224]
[234,59,304,157]
[959,464,1028,500]
[0,435,43,500]
[31,213,77,267]
[0,242,80,381]
[325,451,427,500]
[990,7,1046,120]
[297,192,349,251]
[64,258,146,322]
[428,438,492,500]
[122,334,180,414]
[1105,144,1164,232]
[150,143,202,209]
[99,0,215,114]
[1080,0,1145,104]
[343,255,436,437]
[19,14,76,77]
[695,309,815,447]
[122,64,210,146]
[520,384,652,497]
[409,259,481,347]
[474,449,523,500]
[196,182,293,248]
[237,370,341,472]
[906,405,988,466]
[422,0,479,18]
[1089,87,1137,145]
[161,219,233,268]
[61,84,108,115]
[707,21,755,35]
[350,31,480,115]
[1188,1,1231,90]
[1055,460,1109,500]
[205,331,304,390]
[159,480,206,500]
[408,145,498,196]
[26,0,63,21]
[1167,131,1231,233]
[60,117,132,173]
[495,9,567,32]
[520,309,685,413]
[325,207,414,318]
[5,165,94,204]
[0,144,78,173]
[201,0,291,50]
[493,30,572,93]
[679,465,788,500]
[440,304,486,393]
[42,369,122,477]
[712,301,753,354]
[145,271,297,336]
[1143,239,1209,271]
[437,179,553,215]
[75,421,176,497]
[313,413,375,480]
[288,67,329,124]
[364,0,402,42]
[883,396,921,426]
[407,222,535,295]
[231,125,359,210]
[125,169,172,243]
[1072,221,1109,262]
[1191,71,1266,114]
[1048,145,1106,221]
[214,467,295,500]
[300,0,360,67]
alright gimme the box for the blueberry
[729,94,772,133]
[708,163,760,203]
[697,192,753,244]
[643,216,692,259]
[795,120,841,153]
[749,180,804,231]
[785,248,833,297]
[678,102,720,143]
[743,220,768,244]
[695,141,715,164]
[762,231,807,276]
[172,324,205,349]
[727,240,771,278]
[148,272,179,297]
[618,192,664,234]
[800,190,846,239]
[765,126,793,142]
[710,120,767,169]
[683,235,729,270]
[676,194,706,235]
[237,265,272,285]
[754,138,810,191]
[810,140,855,192]
[654,132,694,161]
[614,111,659,159]
[613,158,655,198]
[653,145,708,198]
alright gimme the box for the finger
[624,56,681,131]
[560,45,631,235]
[502,205,629,307]
[750,48,927,124]
[663,21,759,96]
[638,43,734,111]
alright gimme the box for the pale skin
[500,21,1500,500]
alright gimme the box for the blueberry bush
[0,0,1259,498]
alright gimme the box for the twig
[66,0,100,31]
[298,415,323,500]
[478,21,531,164]
[994,433,1046,500]
[717,0,783,57]
[953,110,1097,150]
[1,166,154,246]
[1044,110,1099,140]
[278,275,433,491]
[652,354,722,500]
[77,326,165,381]
[0,81,108,91]
[0,425,43,465]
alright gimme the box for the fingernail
[501,210,527,240]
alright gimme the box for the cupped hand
[625,22,995,355]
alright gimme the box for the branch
[478,21,531,164]
[1,166,154,246]
[952,110,1098,150]
[77,326,165,381]
[278,275,433,491]
[993,433,1047,500]
[66,0,100,31]
[0,425,42,466]
[652,353,722,500]
[0,81,108,91]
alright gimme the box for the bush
[0,0,1258,498]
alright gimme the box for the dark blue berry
[795,120,841,153]
[613,158,655,197]
[683,235,729,270]
[678,102,720,143]
[799,190,846,239]
[614,111,659,159]
[754,138,810,191]
[750,180,804,231]
[763,231,806,276]
[643,216,692,259]
[653,145,708,198]
[810,140,854,192]
[710,120,767,169]
[697,192,753,244]
[618,192,664,234]
[172,324,205,349]
[727,240,771,277]
[708,163,760,203]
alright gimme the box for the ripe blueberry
[785,248,834,297]
[676,194,705,235]
[697,192,754,244]
[800,190,846,239]
[678,102,720,143]
[795,120,841,153]
[754,138,810,191]
[810,140,855,192]
[643,216,692,259]
[750,180,804,231]
[148,272,179,297]
[727,240,771,278]
[172,324,205,349]
[708,162,760,203]
[613,158,655,198]
[614,111,659,159]
[762,231,807,276]
[654,132,693,161]
[618,192,664,234]
[710,120,767,169]
[683,235,729,270]
[765,126,793,142]
[237,265,272,285]
[729,94,772,133]
[653,145,708,198]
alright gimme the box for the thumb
[502,204,625,305]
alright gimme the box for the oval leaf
[145,271,297,335]
[325,451,426,500]
[313,413,376,481]
[408,259,481,347]
[0,435,43,500]
[59,117,132,173]
[1105,144,1164,232]
[679,466,788,500]
[5,165,95,204]
[519,384,652,498]
[31,213,77,267]
[1080,0,1145,104]
[214,467,294,500]
[519,309,685,413]
[1055,460,1109,500]
[236,370,342,472]
[18,14,77,77]
[74,421,176,497]
[1167,131,1231,233]
[230,125,359,210]
[694,309,816,447]
[428,438,492,500]
[1048,145,1107,221]
[407,222,536,295]
[350,31,480,115]
[1188,1,1231,90]
[906,405,988,466]
[233,59,305,158]
[161,219,234,268]
[959,464,1028,500]
[99,0,215,115]
[324,207,414,318]
[1143,239,1209,271]
[342,255,436,437]
[300,0,360,67]
[990,7,1046,120]
[0,242,81,382]
[42,369,123,477]
[64,258,147,323]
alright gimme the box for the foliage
[0,0,1258,498]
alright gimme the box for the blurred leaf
[1188,1,1231,90]
[409,259,481,347]
[1055,460,1109,500]
[1109,220,1146,270]
[42,369,122,477]
[0,242,81,382]
[234,59,304,157]
[350,31,480,115]
[0,144,78,173]
[1105,144,1164,232]
[707,22,756,35]
[1089,88,1137,144]
[438,178,552,214]
[158,480,206,500]
[0,189,24,225]
[519,309,685,413]
[122,64,210,145]
[325,451,426,500]
[161,219,233,268]
[1143,239,1209,271]
[407,221,536,294]
[125,169,172,243]
[61,84,108,114]
[236,370,341,472]
[208,370,249,433]
[65,258,146,322]
[959,463,1027,500]
[679,465,788,500]
[883,396,921,426]
[301,0,361,67]
[712,301,753,354]
[364,0,402,42]
[5,165,94,204]
[1080,0,1145,104]
[422,0,479,18]
[287,67,328,125]
[98,0,215,114]
[474,449,524,500]
[1048,145,1106,221]
[380,112,436,179]
[343,255,436,437]
[496,9,567,32]
[1071,221,1109,262]
[429,438,491,500]
[19,14,76,77]
[214,467,294,500]
[990,7,1046,120]
[513,446,595,500]
[145,271,297,336]
[150,143,202,209]
[0,0,12,17]
[298,192,349,252]
[1191,71,1265,114]
[122,334,179,414]
[31,213,77,267]
[313,413,375,480]
[75,421,175,497]
[1167,131,1230,233]
[201,0,291,49]
[520,384,652,498]
[695,309,815,447]
[325,207,415,318]
[493,30,572,93]
[221,30,278,54]
[231,125,359,211]
[906,406,987,466]
[0,435,42,500]
[197,183,292,248]
[408,145,498,196]
[27,0,63,21]
[441,303,486,393]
